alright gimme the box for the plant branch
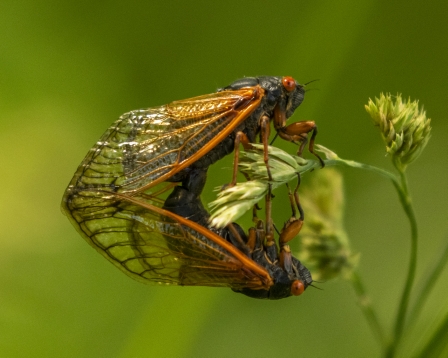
[408,234,448,327]
[385,171,418,357]
[415,311,448,358]
[350,270,387,347]
[318,149,421,357]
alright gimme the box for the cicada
[162,185,312,299]
[62,76,316,298]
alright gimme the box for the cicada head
[220,76,305,122]
[258,76,305,120]
[233,247,312,300]
[228,220,312,300]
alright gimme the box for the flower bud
[365,93,431,171]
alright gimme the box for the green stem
[385,171,418,358]
[350,270,387,347]
[324,159,399,183]
[415,311,448,358]
[408,235,448,328]
[322,153,420,356]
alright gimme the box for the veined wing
[64,87,263,202]
[63,184,272,289]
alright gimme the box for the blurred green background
[1,1,447,357]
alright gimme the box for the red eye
[290,280,305,296]
[282,76,296,92]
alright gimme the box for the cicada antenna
[309,283,323,290]
[304,79,320,86]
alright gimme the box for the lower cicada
[163,184,312,299]
[62,76,316,298]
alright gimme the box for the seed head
[365,93,431,171]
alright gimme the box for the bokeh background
[2,1,447,357]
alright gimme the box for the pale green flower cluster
[208,144,317,228]
[365,93,431,171]
[208,180,268,228]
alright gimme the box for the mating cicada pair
[62,76,322,299]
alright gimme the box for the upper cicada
[62,76,316,299]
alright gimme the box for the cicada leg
[279,121,324,167]
[273,103,324,167]
[259,115,273,181]
[293,173,304,221]
[264,183,279,264]
[233,117,276,260]
[227,223,251,256]
[278,217,303,274]
[231,121,272,186]
[279,174,305,272]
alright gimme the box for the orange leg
[259,115,273,181]
[293,174,304,221]
[246,227,257,253]
[285,183,297,218]
[277,121,324,167]
[264,183,275,247]
[231,131,253,186]
[234,117,276,250]
[278,218,303,272]
[279,175,305,272]
[227,223,250,255]
[279,244,293,274]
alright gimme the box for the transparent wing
[64,87,262,198]
[63,183,270,289]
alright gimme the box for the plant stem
[350,270,387,347]
[408,235,448,327]
[313,150,424,356]
[385,171,418,357]
[324,154,420,356]
[415,311,448,358]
